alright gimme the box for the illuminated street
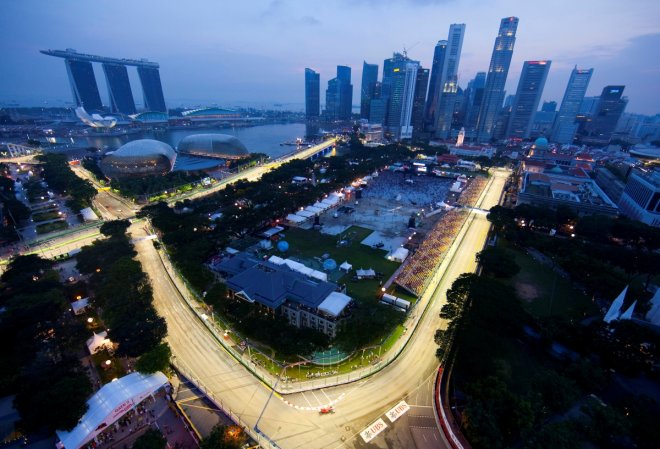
[133,169,508,448]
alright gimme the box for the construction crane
[402,41,420,58]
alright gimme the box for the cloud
[299,15,321,26]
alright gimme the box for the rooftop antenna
[402,41,420,58]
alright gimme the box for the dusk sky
[1,0,659,114]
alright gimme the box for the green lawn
[36,220,69,234]
[276,226,401,303]
[501,243,597,319]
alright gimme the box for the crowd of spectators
[362,171,451,206]
[394,176,489,296]
[395,209,468,296]
[456,176,488,207]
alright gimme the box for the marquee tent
[286,214,307,223]
[296,210,315,218]
[318,291,352,317]
[56,372,168,449]
[86,331,113,355]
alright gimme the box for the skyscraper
[337,65,353,120]
[41,49,166,113]
[411,67,430,140]
[551,67,593,144]
[424,40,447,129]
[64,59,103,111]
[434,24,466,139]
[584,85,627,143]
[325,78,340,120]
[360,62,379,120]
[464,72,486,131]
[137,67,167,112]
[506,60,551,139]
[541,101,557,112]
[383,52,415,133]
[476,17,519,142]
[102,63,136,114]
[325,66,353,121]
[397,62,420,140]
[305,68,320,119]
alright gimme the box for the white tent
[286,213,307,223]
[268,255,286,265]
[313,201,329,210]
[387,247,409,263]
[604,285,628,323]
[339,261,352,272]
[305,206,324,214]
[86,331,113,355]
[262,226,284,238]
[318,291,352,317]
[309,270,328,282]
[356,268,376,279]
[71,297,90,315]
[80,207,99,222]
[56,372,168,449]
[297,209,315,218]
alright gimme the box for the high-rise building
[324,66,353,121]
[102,63,136,114]
[137,67,167,113]
[398,62,420,140]
[337,65,353,120]
[551,67,593,144]
[579,96,600,115]
[383,53,415,133]
[369,83,387,125]
[360,62,379,120]
[476,17,519,142]
[541,101,557,112]
[434,24,466,139]
[424,40,448,129]
[464,72,486,131]
[42,49,165,113]
[506,60,551,139]
[325,78,340,120]
[305,68,320,119]
[411,67,430,140]
[584,85,627,143]
[64,59,103,111]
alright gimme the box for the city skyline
[0,0,659,115]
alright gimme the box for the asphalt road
[133,169,509,449]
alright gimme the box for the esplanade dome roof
[177,134,249,159]
[534,136,549,150]
[100,139,176,178]
[113,139,177,161]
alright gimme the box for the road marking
[386,400,410,422]
[360,418,388,443]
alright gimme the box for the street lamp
[105,360,112,366]
[87,317,94,324]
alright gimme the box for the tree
[200,424,247,449]
[523,421,582,449]
[476,247,520,278]
[136,343,172,374]
[100,219,131,237]
[133,429,167,449]
[14,358,92,432]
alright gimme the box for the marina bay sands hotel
[41,48,166,114]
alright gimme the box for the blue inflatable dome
[277,240,289,252]
[323,258,337,270]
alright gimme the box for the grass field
[501,242,597,319]
[36,220,69,235]
[276,226,401,303]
